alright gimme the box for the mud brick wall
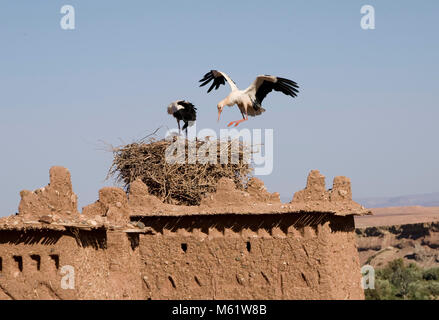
[0,228,145,300]
[138,214,363,299]
[0,167,369,300]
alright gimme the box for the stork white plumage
[167,100,197,136]
[199,70,299,127]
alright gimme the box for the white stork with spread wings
[199,70,299,127]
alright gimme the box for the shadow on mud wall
[0,229,107,250]
[133,213,355,235]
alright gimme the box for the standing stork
[167,100,197,136]
[199,70,299,127]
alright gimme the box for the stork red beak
[217,109,222,122]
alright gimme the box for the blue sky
[0,1,438,216]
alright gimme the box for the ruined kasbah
[0,166,370,300]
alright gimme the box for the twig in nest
[108,137,253,206]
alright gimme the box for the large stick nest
[108,137,253,205]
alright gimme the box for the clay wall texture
[138,214,362,299]
[0,167,369,300]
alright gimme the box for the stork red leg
[228,112,248,127]
[232,118,248,127]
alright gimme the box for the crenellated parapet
[0,166,369,300]
[17,166,79,221]
[292,170,353,203]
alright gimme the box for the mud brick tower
[0,167,369,299]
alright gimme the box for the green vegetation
[365,259,439,300]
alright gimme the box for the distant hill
[356,192,439,208]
